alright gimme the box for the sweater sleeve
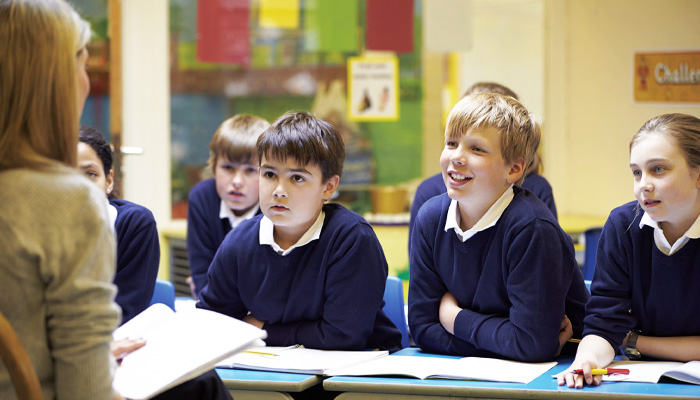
[263,224,389,350]
[187,188,219,298]
[45,185,121,399]
[196,234,249,320]
[452,220,574,362]
[114,204,160,324]
[408,204,485,356]
[582,212,636,348]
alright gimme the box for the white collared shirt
[444,186,515,242]
[639,211,700,255]
[219,200,260,229]
[259,211,326,256]
[107,199,118,232]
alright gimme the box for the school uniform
[110,199,160,324]
[409,187,588,362]
[409,173,557,253]
[521,173,557,220]
[583,201,700,351]
[187,178,260,297]
[197,203,403,353]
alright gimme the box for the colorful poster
[259,0,299,29]
[304,0,358,52]
[348,56,399,121]
[635,52,700,102]
[196,0,250,65]
[366,0,413,53]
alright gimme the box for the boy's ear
[506,158,526,184]
[322,175,340,201]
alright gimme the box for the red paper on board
[197,0,251,65]
[366,0,413,53]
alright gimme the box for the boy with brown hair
[197,111,402,352]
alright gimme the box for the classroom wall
[121,0,171,224]
[121,0,700,226]
[432,0,700,220]
[546,0,700,218]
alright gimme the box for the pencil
[570,368,630,375]
[243,350,278,357]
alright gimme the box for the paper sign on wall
[259,0,299,29]
[635,52,700,103]
[347,57,399,121]
[196,0,250,65]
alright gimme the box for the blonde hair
[0,0,91,171]
[630,113,700,169]
[445,93,541,186]
[207,114,270,174]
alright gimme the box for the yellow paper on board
[259,0,299,29]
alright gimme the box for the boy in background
[187,114,270,298]
[409,93,588,361]
[197,112,402,352]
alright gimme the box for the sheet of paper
[113,305,266,399]
[219,346,388,375]
[328,355,556,384]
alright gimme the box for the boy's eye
[472,146,485,153]
[291,174,305,183]
[262,171,276,179]
[246,166,259,174]
[445,140,457,148]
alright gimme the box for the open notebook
[327,355,557,384]
[113,304,266,400]
[600,361,700,385]
[218,346,388,375]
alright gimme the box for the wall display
[635,51,700,103]
[347,56,399,121]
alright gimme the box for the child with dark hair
[197,111,402,352]
[78,126,159,324]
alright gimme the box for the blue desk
[216,368,322,400]
[323,348,700,400]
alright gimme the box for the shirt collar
[639,210,700,255]
[220,200,259,229]
[107,199,118,232]
[259,210,325,256]
[444,185,515,242]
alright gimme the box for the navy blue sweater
[111,199,160,324]
[584,201,700,350]
[187,178,261,297]
[409,173,557,255]
[197,203,403,352]
[409,188,588,361]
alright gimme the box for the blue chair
[149,279,176,311]
[383,275,410,349]
[581,227,603,281]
